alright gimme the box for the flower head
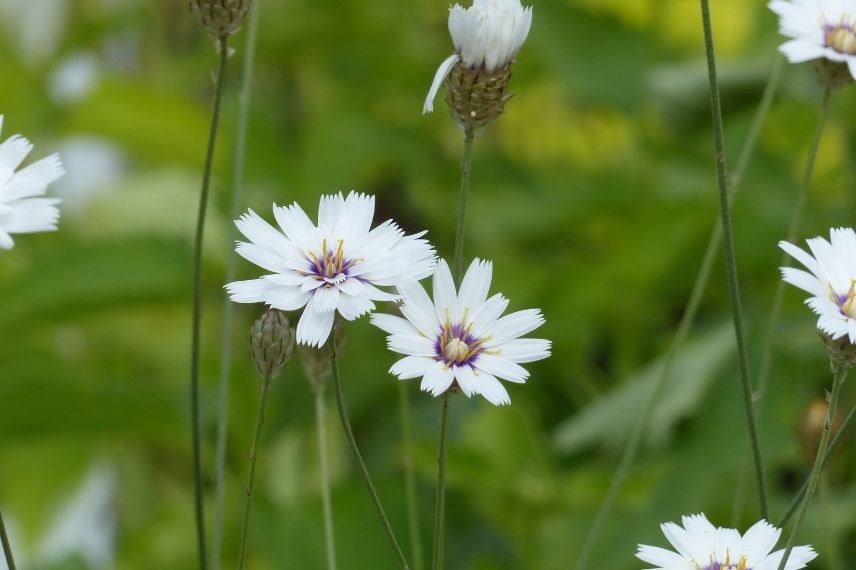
[227,192,436,347]
[770,0,856,81]
[371,258,550,406]
[0,116,64,250]
[423,0,533,127]
[637,513,816,570]
[779,227,856,344]
[188,0,251,39]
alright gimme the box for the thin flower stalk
[329,334,410,569]
[777,365,848,570]
[399,382,424,570]
[434,124,474,570]
[699,0,769,520]
[237,372,273,570]
[0,509,16,570]
[190,35,230,570]
[780,400,856,526]
[313,384,338,570]
[574,55,784,570]
[212,3,262,567]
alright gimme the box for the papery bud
[299,327,347,392]
[444,64,513,131]
[797,397,843,464]
[250,309,294,381]
[188,0,251,39]
[813,60,854,91]
[821,332,856,370]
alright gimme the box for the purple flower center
[698,553,750,570]
[307,239,356,284]
[830,281,856,318]
[435,319,484,366]
[825,21,856,54]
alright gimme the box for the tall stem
[314,385,338,570]
[776,364,848,570]
[212,5,262,567]
[190,35,230,570]
[329,335,410,569]
[453,128,475,281]
[0,509,16,570]
[755,87,833,400]
[237,375,273,570]
[431,393,451,570]
[573,55,784,570]
[779,401,856,526]
[432,126,475,570]
[699,0,769,520]
[399,382,424,570]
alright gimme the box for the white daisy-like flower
[371,258,550,406]
[769,0,856,79]
[637,513,817,570]
[780,227,856,342]
[226,191,436,348]
[423,0,533,114]
[0,115,64,249]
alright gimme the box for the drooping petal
[423,54,460,114]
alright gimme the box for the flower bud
[299,327,347,392]
[188,0,251,39]
[813,60,854,91]
[249,309,294,381]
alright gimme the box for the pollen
[826,21,856,54]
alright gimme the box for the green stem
[237,375,273,570]
[190,35,230,570]
[329,335,410,569]
[0,509,16,570]
[212,5,261,568]
[574,55,784,570]
[776,365,848,570]
[453,128,475,281]
[314,385,338,570]
[779,401,856,526]
[399,382,424,570]
[431,392,450,570]
[755,86,833,400]
[699,0,769,520]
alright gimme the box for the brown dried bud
[813,59,853,91]
[299,326,347,393]
[821,332,856,370]
[797,397,843,464]
[249,309,294,381]
[188,0,250,39]
[444,61,514,132]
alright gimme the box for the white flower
[780,227,856,342]
[423,0,533,114]
[226,191,436,347]
[371,258,550,406]
[0,116,64,249]
[769,0,856,78]
[637,513,817,570]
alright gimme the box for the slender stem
[431,393,450,570]
[211,5,262,568]
[776,365,848,570]
[699,0,769,520]
[314,385,338,570]
[574,55,784,570]
[399,382,424,570]
[755,86,833,400]
[0,509,16,570]
[779,401,856,526]
[190,35,230,570]
[329,335,410,569]
[453,128,475,281]
[237,375,273,570]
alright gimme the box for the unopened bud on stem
[300,326,347,393]
[188,0,251,39]
[250,309,294,382]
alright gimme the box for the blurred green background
[1,0,855,568]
